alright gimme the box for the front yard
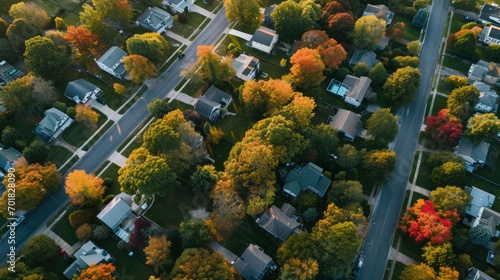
[62,112,109,147]
[170,12,208,39]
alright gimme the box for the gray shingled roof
[136,7,173,32]
[256,204,302,242]
[343,75,372,102]
[64,79,100,102]
[97,193,133,230]
[465,187,495,219]
[477,207,500,236]
[283,163,331,197]
[97,46,127,69]
[0,147,22,172]
[329,109,362,141]
[349,49,379,69]
[33,108,71,140]
[457,137,490,163]
[250,27,277,46]
[466,267,496,280]
[479,4,500,25]
[233,244,274,280]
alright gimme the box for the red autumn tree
[287,48,325,90]
[325,12,355,42]
[64,25,99,55]
[317,38,346,70]
[424,109,463,147]
[388,22,405,41]
[399,199,458,245]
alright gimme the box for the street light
[42,188,63,207]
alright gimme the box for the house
[479,4,500,26]
[64,79,101,104]
[233,244,276,280]
[97,193,135,242]
[95,46,127,79]
[463,186,495,226]
[466,267,496,280]
[261,4,277,27]
[326,75,372,107]
[473,82,499,113]
[256,203,302,242]
[33,108,73,143]
[63,241,113,279]
[472,207,500,238]
[0,147,22,173]
[468,60,500,85]
[233,54,260,81]
[283,163,331,198]
[328,109,363,142]
[455,137,490,172]
[375,36,390,51]
[479,25,500,45]
[194,85,232,121]
[248,26,279,54]
[136,7,173,33]
[162,0,194,14]
[363,4,394,25]
[349,49,380,70]
[0,60,25,87]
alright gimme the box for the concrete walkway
[108,151,127,167]
[165,30,192,46]
[53,138,78,153]
[91,101,122,122]
[38,210,84,255]
[389,247,418,265]
[228,29,253,41]
[191,4,215,19]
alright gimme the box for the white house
[326,75,372,108]
[328,109,363,142]
[162,0,194,14]
[95,46,127,79]
[64,79,101,104]
[248,26,279,54]
[455,136,490,172]
[194,85,233,122]
[97,193,136,242]
[463,186,495,226]
[479,25,500,45]
[136,7,174,33]
[233,54,260,81]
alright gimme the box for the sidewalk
[389,247,417,265]
[108,151,127,167]
[91,101,122,122]
[38,210,84,255]
[165,30,192,46]
[191,4,215,19]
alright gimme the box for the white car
[12,215,25,227]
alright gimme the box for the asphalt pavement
[0,8,230,266]
[356,1,450,279]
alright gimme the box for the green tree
[170,248,236,279]
[0,75,32,117]
[350,15,386,50]
[142,119,181,156]
[79,4,116,42]
[223,0,260,27]
[392,55,420,68]
[466,113,500,145]
[421,242,455,268]
[431,162,465,187]
[0,18,8,38]
[22,234,58,267]
[147,98,172,118]
[444,75,469,90]
[2,126,20,147]
[484,43,500,62]
[272,0,314,42]
[303,208,318,224]
[301,123,339,163]
[0,38,18,63]
[210,173,246,235]
[9,2,50,29]
[452,0,478,12]
[427,151,465,168]
[54,17,67,31]
[91,0,133,28]
[179,219,211,249]
[352,62,368,77]
[280,258,319,280]
[6,18,42,53]
[126,33,170,63]
[241,79,298,118]
[123,55,158,84]
[448,29,477,56]
[327,180,363,208]
[407,40,421,56]
[23,140,50,164]
[368,62,387,85]
[297,190,319,211]
[446,85,479,120]
[191,165,219,194]
[362,150,397,183]
[468,224,492,247]
[118,147,180,197]
[24,36,70,80]
[366,108,399,145]
[336,144,361,169]
[383,66,421,108]
[430,185,471,214]
[400,263,436,280]
[184,45,235,86]
[274,95,317,131]
[412,8,429,28]
[277,232,316,264]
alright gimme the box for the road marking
[117,123,122,135]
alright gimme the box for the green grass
[180,80,208,97]
[98,163,122,195]
[62,111,109,147]
[217,101,253,142]
[44,254,69,280]
[198,0,223,13]
[31,0,61,17]
[144,186,196,228]
[259,60,289,79]
[58,155,79,175]
[450,14,467,34]
[384,260,406,280]
[48,146,74,168]
[442,56,471,75]
[415,152,433,190]
[426,95,448,117]
[394,231,423,262]
[206,138,234,171]
[392,15,421,42]
[51,211,79,246]
[170,12,207,39]
[121,135,143,157]
[82,121,114,150]
[216,35,289,66]
[408,152,420,183]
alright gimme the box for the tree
[431,162,465,187]
[22,140,49,164]
[69,209,92,228]
[76,223,93,240]
[325,12,355,42]
[412,8,429,28]
[327,180,363,207]
[210,174,246,235]
[466,113,500,145]
[126,33,170,63]
[142,119,181,156]
[430,186,471,214]
[184,45,235,86]
[400,263,436,280]
[303,208,318,224]
[207,126,224,144]
[407,40,421,56]
[427,151,464,168]
[64,25,99,55]
[75,104,99,130]
[93,224,111,240]
[277,232,316,264]
[123,55,158,84]
[392,56,420,68]
[241,79,298,118]
[118,148,180,197]
[350,15,386,50]
[272,0,314,42]
[65,170,105,206]
[144,235,171,274]
[78,263,116,280]
[191,165,219,194]
[388,21,406,41]
[446,85,479,120]
[54,17,67,31]
[452,0,477,12]
[79,4,116,42]
[445,75,469,90]
[484,43,500,62]
[287,48,325,90]
[436,266,459,280]
[223,0,260,26]
[383,66,421,108]
[425,109,463,147]
[1,126,19,147]
[468,224,492,247]
[368,62,387,85]
[366,108,399,145]
[24,36,69,80]
[170,248,236,279]
[362,150,396,183]
[9,2,50,29]
[421,242,454,268]
[0,38,18,64]
[280,258,319,280]
[317,38,347,70]
[336,144,361,169]
[91,0,133,28]
[179,219,212,248]
[113,83,126,95]
[448,29,477,56]
[22,234,58,267]
[321,1,350,22]
[456,254,473,278]
[30,75,59,111]
[7,19,42,53]
[274,95,317,131]
[0,18,7,38]
[352,62,368,77]
[147,98,172,118]
[297,190,319,211]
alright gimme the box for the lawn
[394,231,423,262]
[45,255,70,280]
[206,138,235,171]
[121,134,143,157]
[217,101,254,142]
[408,152,419,183]
[48,146,75,169]
[98,163,122,195]
[426,94,448,117]
[170,12,208,39]
[442,56,471,75]
[82,121,114,150]
[31,0,61,17]
[51,211,79,246]
[384,260,406,280]
[144,186,198,228]
[415,152,433,190]
[449,13,467,34]
[259,60,289,79]
[62,112,109,148]
[392,15,421,42]
[197,0,223,13]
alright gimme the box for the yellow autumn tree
[123,54,158,84]
[78,263,116,280]
[144,235,171,273]
[113,83,126,95]
[65,170,104,206]
[75,104,99,130]
[207,126,224,144]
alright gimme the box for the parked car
[96,97,107,105]
[57,247,68,257]
[12,215,25,227]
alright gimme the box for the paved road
[357,1,450,279]
[0,8,230,266]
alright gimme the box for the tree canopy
[241,79,298,118]
[430,185,471,214]
[123,55,158,84]
[22,234,58,267]
[170,248,237,279]
[272,0,314,42]
[425,109,463,147]
[223,0,260,27]
[24,36,70,80]
[383,66,421,108]
[350,15,386,50]
[6,18,42,53]
[446,85,479,120]
[466,113,500,145]
[9,2,50,29]
[65,169,105,206]
[144,235,171,274]
[126,33,170,63]
[78,263,116,280]
[366,108,399,145]
[431,162,465,187]
[185,45,235,86]
[327,180,363,208]
[286,48,325,90]
[362,149,396,183]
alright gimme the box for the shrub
[76,223,93,241]
[66,107,76,118]
[93,224,111,240]
[53,101,67,112]
[103,177,114,187]
[177,13,188,23]
[297,190,319,212]
[69,209,91,228]
[303,208,318,224]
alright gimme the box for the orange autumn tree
[399,199,459,245]
[65,170,104,206]
[300,30,346,71]
[75,104,99,130]
[78,263,116,280]
[241,79,298,118]
[64,25,99,55]
[144,235,171,273]
[113,83,126,95]
[286,48,325,90]
[123,54,158,84]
